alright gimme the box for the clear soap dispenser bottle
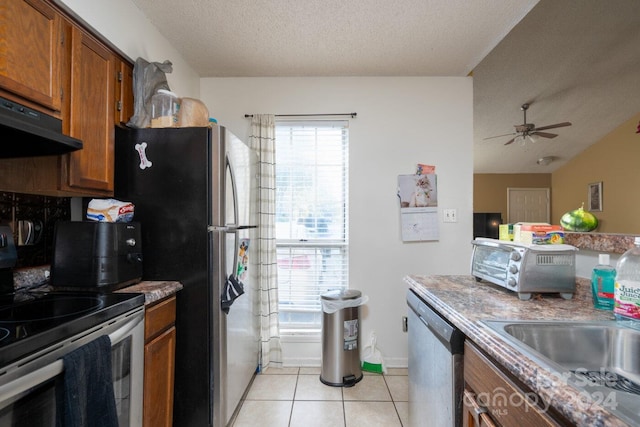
[591,253,615,310]
[614,237,640,320]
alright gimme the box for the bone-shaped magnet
[135,142,153,170]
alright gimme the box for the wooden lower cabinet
[463,341,568,427]
[144,296,177,427]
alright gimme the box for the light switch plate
[443,209,457,223]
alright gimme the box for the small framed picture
[588,182,603,212]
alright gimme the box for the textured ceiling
[473,0,640,173]
[129,0,640,173]
[129,0,537,77]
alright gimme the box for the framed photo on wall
[588,182,603,211]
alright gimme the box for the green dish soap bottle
[591,254,615,310]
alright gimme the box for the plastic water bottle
[614,237,640,321]
[591,254,615,310]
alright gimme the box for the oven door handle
[0,313,143,405]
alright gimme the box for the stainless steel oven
[0,292,144,426]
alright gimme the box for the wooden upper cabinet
[115,58,134,126]
[0,0,63,111]
[0,0,133,197]
[62,25,115,193]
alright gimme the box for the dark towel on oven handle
[56,335,118,427]
[221,274,244,314]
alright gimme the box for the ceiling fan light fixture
[484,103,572,147]
[537,156,554,166]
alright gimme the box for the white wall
[56,0,200,98]
[201,77,474,367]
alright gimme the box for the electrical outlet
[443,208,457,223]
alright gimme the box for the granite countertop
[116,280,183,306]
[404,274,632,427]
[564,232,639,254]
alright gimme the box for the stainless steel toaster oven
[471,238,577,300]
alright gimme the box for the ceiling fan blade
[483,132,516,141]
[532,131,558,139]
[504,137,516,146]
[533,122,572,131]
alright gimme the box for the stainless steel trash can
[320,290,363,387]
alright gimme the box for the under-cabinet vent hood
[0,96,82,158]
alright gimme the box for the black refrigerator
[115,126,259,426]
[473,212,502,239]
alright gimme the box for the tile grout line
[341,380,346,427]
[384,374,406,427]
[287,373,300,427]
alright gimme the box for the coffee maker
[0,225,17,295]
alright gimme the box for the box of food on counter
[499,224,514,241]
[518,224,565,245]
[513,222,548,243]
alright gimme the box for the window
[275,120,349,332]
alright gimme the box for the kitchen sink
[482,320,640,425]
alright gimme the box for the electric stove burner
[0,295,103,323]
[0,291,144,367]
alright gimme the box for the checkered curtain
[249,114,283,370]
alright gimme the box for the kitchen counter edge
[405,274,629,427]
[116,280,183,306]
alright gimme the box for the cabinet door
[114,58,134,126]
[144,326,176,427]
[464,342,563,427]
[64,25,115,193]
[0,0,63,111]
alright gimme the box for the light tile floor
[231,367,408,427]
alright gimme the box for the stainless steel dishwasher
[407,289,464,427]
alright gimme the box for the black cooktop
[0,291,144,367]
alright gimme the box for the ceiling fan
[484,103,572,146]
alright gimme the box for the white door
[507,188,550,223]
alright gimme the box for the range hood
[0,96,83,158]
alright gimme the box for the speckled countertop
[11,267,182,307]
[564,232,639,254]
[116,280,182,306]
[404,275,635,427]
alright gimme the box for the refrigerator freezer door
[211,128,260,427]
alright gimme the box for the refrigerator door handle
[208,225,257,232]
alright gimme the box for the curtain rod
[244,112,357,118]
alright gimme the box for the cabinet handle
[464,389,489,426]
[472,405,488,426]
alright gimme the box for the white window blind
[275,120,349,331]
